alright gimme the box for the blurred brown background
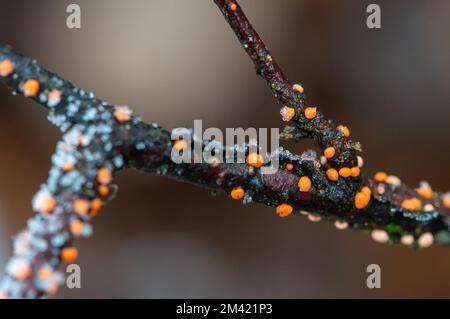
[1,0,450,298]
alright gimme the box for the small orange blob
[361,186,372,197]
[40,195,56,213]
[416,183,433,199]
[350,166,360,177]
[357,156,364,168]
[90,198,102,216]
[418,232,434,248]
[0,291,8,299]
[371,229,389,243]
[324,147,335,159]
[173,139,188,151]
[97,167,112,185]
[0,59,14,77]
[70,220,84,236]
[377,184,386,195]
[286,163,294,171]
[23,79,40,97]
[280,106,296,121]
[229,2,237,11]
[386,175,401,186]
[326,168,339,182]
[442,194,450,208]
[73,199,90,215]
[298,176,312,192]
[355,192,370,209]
[47,89,61,106]
[337,125,350,137]
[400,234,414,246]
[246,153,264,168]
[401,198,422,211]
[47,282,59,296]
[304,107,317,120]
[231,186,245,200]
[37,266,53,280]
[99,185,109,197]
[292,83,304,94]
[10,260,32,281]
[208,156,221,167]
[339,167,352,178]
[61,247,78,263]
[276,203,293,217]
[61,162,75,172]
[374,172,388,183]
[113,106,131,122]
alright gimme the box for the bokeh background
[1,0,450,298]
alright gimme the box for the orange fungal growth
[371,229,389,243]
[47,89,61,106]
[361,186,372,197]
[70,220,84,236]
[324,147,335,159]
[355,191,370,209]
[374,172,388,183]
[246,153,264,168]
[400,234,414,246]
[334,220,348,230]
[350,166,360,177]
[90,198,102,216]
[173,139,188,151]
[113,106,132,122]
[298,176,312,192]
[443,193,450,208]
[292,83,304,94]
[304,107,317,120]
[47,282,59,296]
[386,175,401,186]
[229,2,237,11]
[308,214,322,222]
[230,186,245,200]
[416,182,433,199]
[286,163,294,171]
[39,194,57,213]
[61,162,75,172]
[337,125,350,137]
[208,156,221,167]
[10,260,32,281]
[339,167,351,178]
[37,266,53,280]
[280,106,295,121]
[23,79,40,97]
[97,167,112,185]
[276,203,293,217]
[73,199,90,215]
[61,247,78,263]
[0,59,14,77]
[418,232,434,248]
[401,198,422,211]
[377,184,385,195]
[357,156,364,168]
[326,168,339,182]
[99,185,109,197]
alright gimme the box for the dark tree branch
[0,0,449,299]
[213,0,360,169]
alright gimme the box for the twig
[0,0,449,299]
